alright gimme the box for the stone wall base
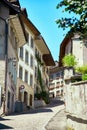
[67,114,87,130]
[34,100,46,108]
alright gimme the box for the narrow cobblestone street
[0,98,66,130]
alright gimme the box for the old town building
[49,61,64,98]
[0,0,55,114]
[0,0,27,115]
[16,9,55,111]
[59,33,87,67]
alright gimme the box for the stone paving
[0,98,66,130]
[45,108,67,130]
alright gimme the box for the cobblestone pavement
[45,108,67,130]
[0,98,66,130]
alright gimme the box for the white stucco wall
[64,67,87,130]
[73,40,83,66]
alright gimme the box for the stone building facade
[59,33,87,67]
[49,61,64,98]
[0,0,27,115]
[15,9,55,110]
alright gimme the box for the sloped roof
[20,13,40,36]
[59,33,73,67]
[1,0,20,13]
[35,35,55,66]
[1,0,27,47]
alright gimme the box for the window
[31,37,34,48]
[30,74,33,87]
[35,48,37,56]
[25,70,28,83]
[35,66,37,78]
[30,55,33,67]
[20,47,23,59]
[56,72,60,78]
[50,74,53,80]
[19,66,23,79]
[46,68,49,74]
[46,79,48,86]
[25,50,29,64]
[26,30,29,43]
[60,71,64,77]
[36,86,39,93]
[7,91,10,109]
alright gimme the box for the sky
[19,0,68,61]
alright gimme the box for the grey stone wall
[64,67,87,130]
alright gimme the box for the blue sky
[19,0,68,61]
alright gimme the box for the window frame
[25,70,28,83]
[30,74,33,87]
[20,47,23,59]
[19,66,23,80]
[25,50,29,64]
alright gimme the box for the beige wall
[16,78,34,108]
[0,5,9,59]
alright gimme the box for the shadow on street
[10,97,64,116]
[0,123,13,129]
[0,117,11,121]
[47,97,64,108]
[11,108,53,116]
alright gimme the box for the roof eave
[20,14,40,36]
[10,14,27,47]
[1,0,20,13]
[35,35,55,66]
[59,33,73,67]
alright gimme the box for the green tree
[62,54,77,67]
[56,0,87,38]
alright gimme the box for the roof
[1,0,20,13]
[20,9,55,66]
[10,14,27,47]
[20,13,40,36]
[35,35,55,66]
[1,0,27,47]
[49,66,64,74]
[59,33,73,67]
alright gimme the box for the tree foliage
[56,0,87,37]
[62,54,77,67]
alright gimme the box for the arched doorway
[24,91,28,105]
[30,94,32,106]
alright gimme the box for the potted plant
[62,54,77,67]
[62,54,78,80]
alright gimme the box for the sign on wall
[19,85,25,93]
